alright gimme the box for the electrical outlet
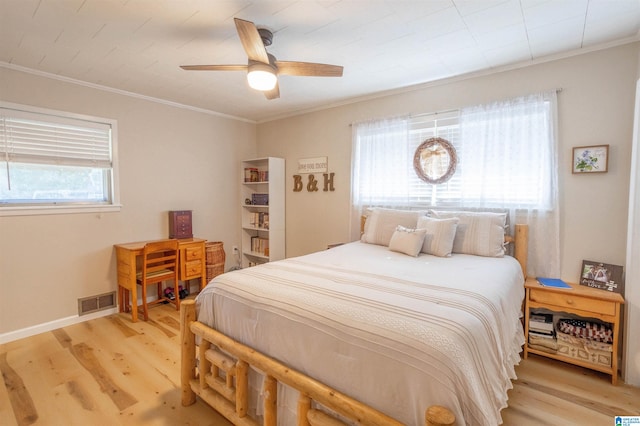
[232,245,239,254]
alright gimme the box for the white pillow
[417,216,459,257]
[388,226,427,257]
[361,208,424,246]
[429,210,507,257]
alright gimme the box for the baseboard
[0,307,118,344]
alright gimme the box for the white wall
[0,67,256,338]
[624,76,640,385]
[631,47,640,386]
[257,43,639,382]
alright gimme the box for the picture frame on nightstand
[579,260,624,295]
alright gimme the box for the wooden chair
[136,239,179,321]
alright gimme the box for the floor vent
[78,291,116,316]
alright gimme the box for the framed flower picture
[572,144,609,173]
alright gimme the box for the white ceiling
[1,0,639,122]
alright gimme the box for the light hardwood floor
[1,300,639,426]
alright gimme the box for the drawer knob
[566,299,574,305]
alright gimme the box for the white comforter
[196,242,525,425]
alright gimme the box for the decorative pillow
[361,208,424,246]
[388,226,427,257]
[416,216,459,257]
[429,210,507,257]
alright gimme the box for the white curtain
[459,91,560,278]
[350,116,409,240]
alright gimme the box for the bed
[181,209,529,426]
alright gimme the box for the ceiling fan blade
[275,61,343,77]
[264,82,280,100]
[180,65,248,71]
[234,18,269,64]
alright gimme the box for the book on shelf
[530,312,553,322]
[528,330,556,339]
[529,320,553,330]
[537,277,571,289]
[250,236,269,255]
[248,212,269,229]
[529,312,554,334]
[243,168,269,183]
[529,326,555,336]
[244,167,259,182]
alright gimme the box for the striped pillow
[417,216,459,257]
[388,225,427,257]
[361,208,424,246]
[429,210,506,257]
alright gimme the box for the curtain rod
[350,88,563,126]
[410,108,458,119]
[411,88,563,119]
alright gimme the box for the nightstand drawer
[529,288,616,315]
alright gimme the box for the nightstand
[523,278,624,384]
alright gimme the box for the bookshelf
[241,157,285,268]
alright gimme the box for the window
[352,93,557,210]
[351,111,461,208]
[457,93,557,210]
[351,91,560,277]
[0,102,120,216]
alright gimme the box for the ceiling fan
[180,18,344,100]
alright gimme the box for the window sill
[0,204,122,217]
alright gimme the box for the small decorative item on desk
[579,260,624,294]
[169,210,193,239]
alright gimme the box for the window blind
[0,107,112,168]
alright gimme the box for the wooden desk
[524,278,624,384]
[115,238,206,322]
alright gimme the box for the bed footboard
[180,299,455,426]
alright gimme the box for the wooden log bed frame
[180,224,529,426]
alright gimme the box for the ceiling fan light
[247,63,277,91]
